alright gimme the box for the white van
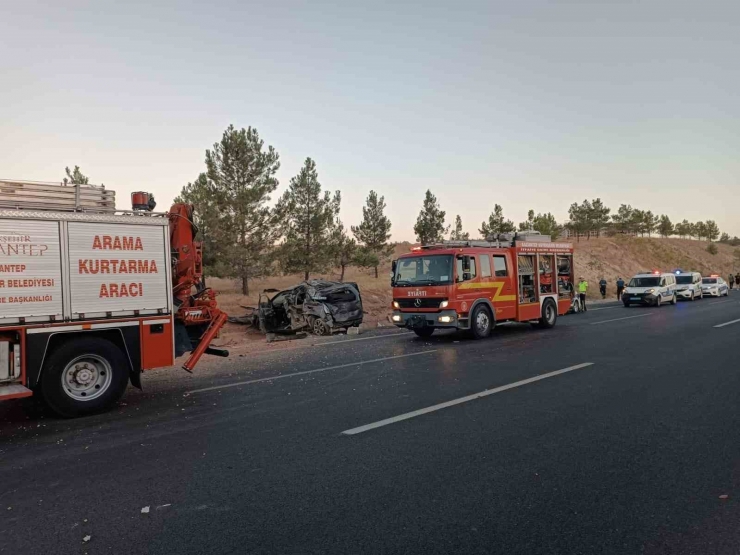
[675,271,703,301]
[622,272,678,307]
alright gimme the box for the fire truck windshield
[394,255,454,286]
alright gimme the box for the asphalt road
[2,292,740,554]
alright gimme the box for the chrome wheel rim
[61,354,112,401]
[476,311,489,333]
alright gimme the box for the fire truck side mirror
[390,260,397,285]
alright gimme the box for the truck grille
[395,298,444,309]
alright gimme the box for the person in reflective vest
[578,277,589,311]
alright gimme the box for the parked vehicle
[701,275,730,297]
[622,272,678,307]
[390,233,574,338]
[0,180,227,416]
[674,271,703,301]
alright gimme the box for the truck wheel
[537,299,558,329]
[40,337,130,418]
[413,328,434,338]
[470,305,492,339]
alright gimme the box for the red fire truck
[390,234,574,337]
[0,180,227,416]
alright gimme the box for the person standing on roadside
[578,277,589,311]
[730,274,735,290]
[616,276,625,300]
[735,273,740,290]
[599,277,607,299]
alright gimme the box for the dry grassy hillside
[209,236,739,350]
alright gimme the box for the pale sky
[2,0,739,239]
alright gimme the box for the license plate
[630,297,641,301]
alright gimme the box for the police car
[622,271,678,307]
[674,271,703,301]
[701,275,730,297]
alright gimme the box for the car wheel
[690,292,695,301]
[311,317,331,336]
[413,328,434,338]
[40,337,130,418]
[655,295,662,307]
[670,293,677,305]
[470,305,492,339]
[537,299,558,329]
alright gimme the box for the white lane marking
[590,313,653,325]
[187,350,437,394]
[341,362,594,435]
[316,331,411,346]
[714,318,740,328]
[588,305,622,312]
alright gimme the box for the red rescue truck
[0,180,227,416]
[390,234,574,337]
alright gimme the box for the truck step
[0,383,33,401]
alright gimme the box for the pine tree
[532,212,561,239]
[695,221,708,241]
[413,190,448,245]
[567,200,593,241]
[191,124,281,295]
[63,165,90,185]
[612,204,634,234]
[351,191,393,278]
[589,199,611,236]
[705,220,720,242]
[643,210,659,237]
[631,209,646,236]
[518,210,535,231]
[719,232,731,243]
[450,215,470,240]
[276,157,340,280]
[329,220,357,281]
[479,204,515,238]
[657,215,674,238]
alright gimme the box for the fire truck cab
[390,234,574,338]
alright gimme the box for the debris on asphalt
[719,494,729,500]
[141,506,150,514]
[82,535,91,543]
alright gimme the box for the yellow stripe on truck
[458,281,516,301]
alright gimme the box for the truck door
[486,253,516,320]
[455,254,479,314]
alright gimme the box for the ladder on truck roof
[0,179,116,213]
[420,232,551,250]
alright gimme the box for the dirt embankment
[207,237,738,357]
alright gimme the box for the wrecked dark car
[257,280,363,335]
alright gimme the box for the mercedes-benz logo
[414,298,422,307]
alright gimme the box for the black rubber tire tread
[40,337,129,418]
[413,328,435,338]
[470,304,493,339]
[537,299,558,329]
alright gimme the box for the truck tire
[40,337,130,418]
[413,328,434,338]
[537,299,558,329]
[470,304,492,339]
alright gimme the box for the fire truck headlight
[392,314,402,322]
[393,301,400,308]
[438,315,453,323]
[439,300,449,308]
